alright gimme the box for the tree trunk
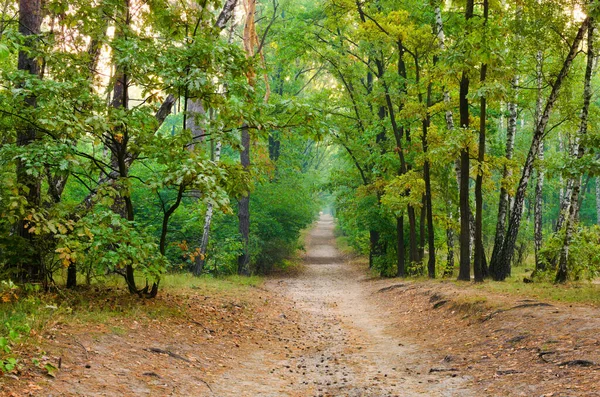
[489,95,516,277]
[397,216,405,277]
[159,185,185,256]
[423,165,435,278]
[445,216,455,277]
[268,133,281,162]
[185,100,206,150]
[458,72,471,281]
[596,175,600,225]
[237,124,251,276]
[424,165,435,278]
[557,181,581,284]
[474,60,487,282]
[15,0,43,283]
[109,1,138,293]
[434,3,455,278]
[419,195,426,264]
[370,60,388,270]
[387,41,410,276]
[457,0,474,281]
[495,17,589,280]
[533,50,545,272]
[458,144,471,281]
[192,4,244,276]
[421,82,435,277]
[66,264,77,288]
[408,205,418,264]
[216,0,239,29]
[534,143,545,271]
[369,230,381,269]
[64,16,117,289]
[556,16,595,283]
[556,174,575,233]
[194,140,222,276]
[194,202,214,275]
[474,0,488,282]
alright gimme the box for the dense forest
[2,0,600,308]
[0,0,326,296]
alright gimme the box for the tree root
[558,360,596,367]
[482,302,553,322]
[376,284,406,293]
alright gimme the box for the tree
[473,0,489,282]
[457,0,474,282]
[492,17,589,281]
[15,0,43,283]
[556,12,595,283]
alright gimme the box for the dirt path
[6,215,599,396]
[213,215,473,396]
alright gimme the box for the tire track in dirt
[212,215,474,396]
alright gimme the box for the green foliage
[251,173,319,273]
[56,210,168,283]
[0,282,31,374]
[381,171,425,217]
[539,225,600,281]
[1,0,596,311]
[0,0,272,291]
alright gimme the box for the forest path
[7,215,600,396]
[212,214,473,396]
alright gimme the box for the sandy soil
[2,214,599,396]
[212,214,473,396]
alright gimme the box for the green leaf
[45,363,58,378]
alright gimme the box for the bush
[538,225,600,281]
[250,172,319,273]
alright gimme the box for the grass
[334,235,360,257]
[427,262,600,306]
[0,271,264,360]
[449,295,491,316]
[110,326,126,335]
[160,273,263,292]
[471,276,600,306]
[0,284,173,340]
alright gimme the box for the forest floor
[2,214,600,396]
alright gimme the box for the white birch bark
[557,17,595,282]
[596,175,600,224]
[490,76,518,272]
[496,17,589,280]
[533,50,545,270]
[185,100,206,151]
[194,140,222,275]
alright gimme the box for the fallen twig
[429,367,458,373]
[196,377,214,393]
[145,347,191,363]
[538,351,556,363]
[71,337,89,360]
[496,369,522,375]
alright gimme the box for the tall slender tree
[457,0,475,281]
[474,0,489,282]
[493,17,589,280]
[556,12,595,283]
[15,0,43,283]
